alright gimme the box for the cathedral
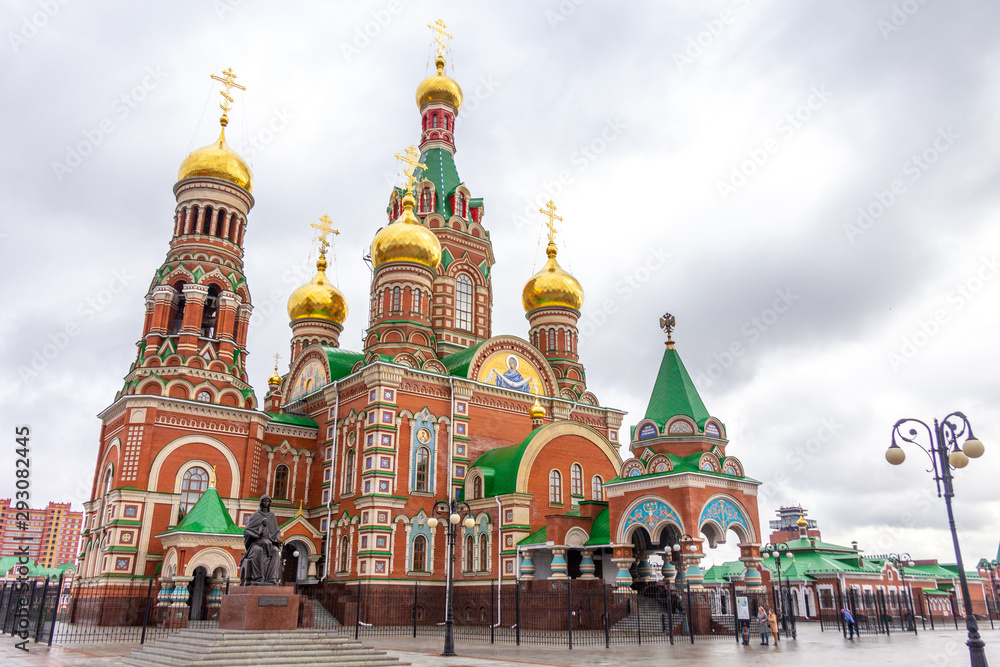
[80,31,766,609]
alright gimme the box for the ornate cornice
[98,394,269,428]
[603,471,760,497]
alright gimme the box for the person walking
[841,607,856,639]
[767,607,780,645]
[758,605,770,645]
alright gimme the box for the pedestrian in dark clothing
[841,607,856,639]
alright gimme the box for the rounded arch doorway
[282,540,310,584]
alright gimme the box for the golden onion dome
[371,192,442,270]
[267,365,282,386]
[796,512,808,528]
[416,56,463,111]
[522,241,584,312]
[529,394,546,419]
[177,118,253,192]
[287,252,348,324]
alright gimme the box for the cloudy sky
[2,1,998,567]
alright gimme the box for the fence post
[950,593,959,630]
[602,582,610,649]
[666,578,673,645]
[32,577,50,643]
[139,577,154,645]
[686,582,694,644]
[225,578,230,595]
[47,573,63,647]
[515,582,521,646]
[490,581,495,645]
[412,580,418,638]
[730,582,739,643]
[634,586,642,646]
[354,580,361,640]
[835,581,845,637]
[0,582,8,634]
[926,591,934,630]
[567,579,573,650]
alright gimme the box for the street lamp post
[977,559,999,630]
[762,542,797,638]
[428,499,475,657]
[884,552,917,633]
[886,411,988,667]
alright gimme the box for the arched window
[392,287,401,311]
[592,475,604,501]
[412,535,427,571]
[473,476,483,500]
[415,447,430,492]
[201,285,220,338]
[571,464,583,496]
[422,187,431,212]
[180,466,209,515]
[345,450,355,493]
[479,533,488,571]
[456,274,473,331]
[272,464,289,499]
[201,206,213,235]
[169,282,186,334]
[432,114,438,128]
[549,470,562,504]
[465,535,475,571]
[548,328,556,352]
[377,291,384,316]
[339,535,350,572]
[413,289,421,315]
[455,192,464,218]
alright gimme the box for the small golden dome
[371,192,442,270]
[287,253,348,323]
[267,365,282,386]
[178,119,253,192]
[796,512,808,528]
[529,394,546,419]
[522,241,584,312]
[416,56,463,111]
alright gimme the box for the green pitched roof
[643,344,711,429]
[470,427,542,496]
[585,507,611,546]
[266,412,318,428]
[441,341,486,378]
[518,526,547,546]
[161,487,242,536]
[704,560,749,583]
[321,346,365,382]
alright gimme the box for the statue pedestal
[218,585,309,631]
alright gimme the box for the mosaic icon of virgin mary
[485,355,535,393]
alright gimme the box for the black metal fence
[817,581,919,636]
[298,579,778,648]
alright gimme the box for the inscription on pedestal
[258,596,289,607]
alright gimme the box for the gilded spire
[522,199,583,312]
[209,465,217,489]
[294,500,304,518]
[268,353,282,386]
[659,313,676,349]
[530,391,546,419]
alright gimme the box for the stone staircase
[309,598,343,628]
[612,597,683,636]
[118,629,405,666]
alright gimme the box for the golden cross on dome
[272,352,281,369]
[539,200,563,243]
[310,214,339,253]
[210,465,217,489]
[395,145,426,193]
[209,68,246,118]
[428,19,453,59]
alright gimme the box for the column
[206,577,225,620]
[681,536,706,588]
[519,552,535,580]
[637,553,654,582]
[550,548,568,579]
[291,454,300,501]
[739,542,764,590]
[579,549,597,580]
[660,552,677,582]
[611,544,635,587]
[166,576,192,628]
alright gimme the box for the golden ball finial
[522,241,584,312]
[416,55,463,111]
[371,191,442,270]
[796,511,808,528]
[529,393,546,419]
[287,249,348,323]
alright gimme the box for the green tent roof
[265,412,318,428]
[585,507,611,546]
[470,427,542,496]
[441,341,485,378]
[643,344,711,429]
[160,487,242,536]
[414,147,464,218]
[518,526,547,546]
